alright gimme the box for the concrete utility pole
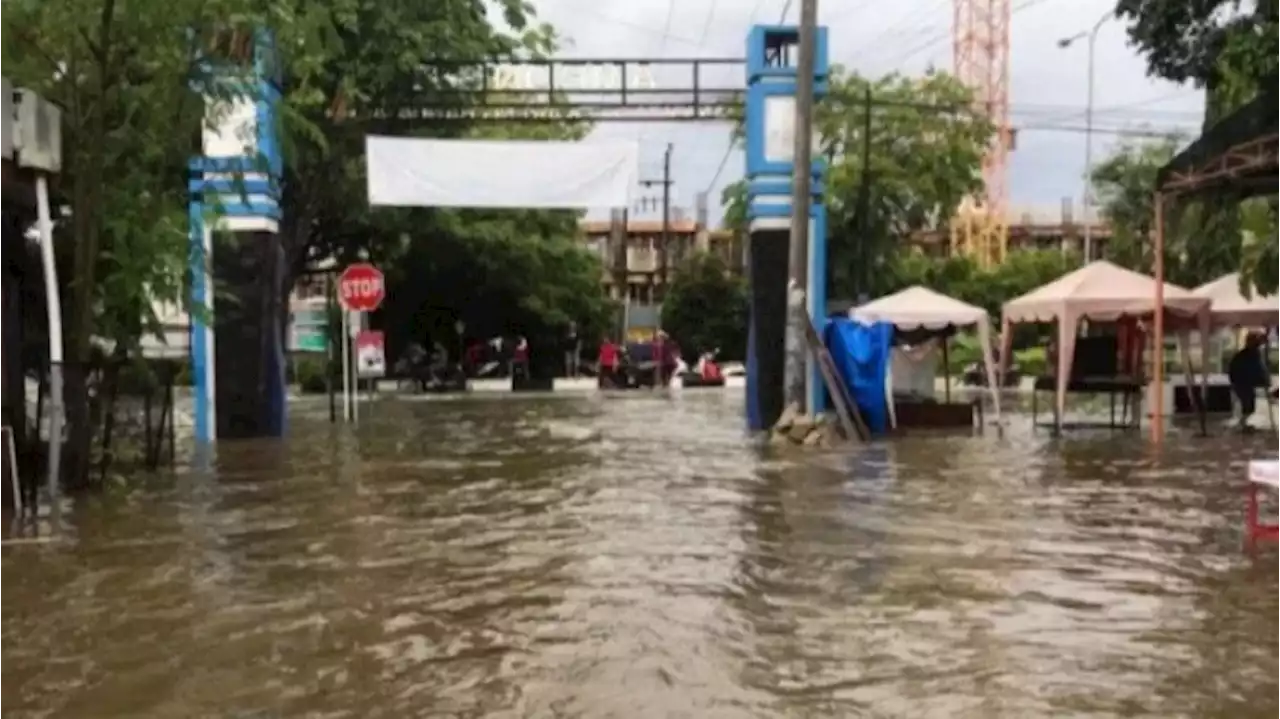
[661,143,672,288]
[640,143,675,388]
[784,0,818,413]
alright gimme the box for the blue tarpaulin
[825,319,894,435]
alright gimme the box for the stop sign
[338,263,385,312]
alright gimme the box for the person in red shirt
[598,337,619,388]
[700,349,723,382]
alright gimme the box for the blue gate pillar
[189,29,286,443]
[743,24,830,431]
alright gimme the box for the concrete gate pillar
[743,25,830,431]
[188,30,286,443]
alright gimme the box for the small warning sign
[355,330,386,379]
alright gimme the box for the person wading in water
[598,336,619,388]
[1228,331,1274,433]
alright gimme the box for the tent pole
[1151,191,1166,444]
[943,335,951,403]
[1266,336,1277,432]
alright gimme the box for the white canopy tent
[851,285,1002,421]
[1193,272,1279,328]
[999,260,1213,426]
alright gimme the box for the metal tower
[951,0,1011,267]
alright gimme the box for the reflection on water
[3,392,1276,718]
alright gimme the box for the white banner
[366,136,639,209]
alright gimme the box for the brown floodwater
[3,391,1277,718]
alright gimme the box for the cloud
[523,0,1205,225]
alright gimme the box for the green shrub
[293,355,333,394]
[1015,346,1047,377]
[942,334,981,376]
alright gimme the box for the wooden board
[802,317,870,442]
[0,424,18,509]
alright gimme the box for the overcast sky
[520,0,1205,225]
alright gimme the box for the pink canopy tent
[1192,272,1279,329]
[999,260,1212,426]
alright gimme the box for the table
[1246,459,1278,546]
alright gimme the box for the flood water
[3,391,1277,718]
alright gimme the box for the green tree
[1115,0,1277,95]
[661,253,749,361]
[264,0,616,358]
[3,0,267,487]
[377,207,615,365]
[271,0,563,287]
[1090,138,1180,273]
[722,68,993,299]
[1115,0,1278,294]
[885,248,1077,320]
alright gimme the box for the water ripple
[3,392,1276,718]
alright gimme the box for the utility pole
[640,143,674,389]
[784,0,818,414]
[1057,10,1112,263]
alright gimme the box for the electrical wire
[703,0,795,195]
[634,0,683,163]
[887,0,1055,68]
[848,0,950,63]
[697,0,722,47]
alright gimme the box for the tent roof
[1193,272,1279,327]
[851,285,988,330]
[1002,260,1209,323]
[1156,80,1278,197]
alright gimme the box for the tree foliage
[887,248,1079,321]
[1114,0,1278,295]
[1115,0,1277,94]
[267,0,613,355]
[3,0,274,486]
[1090,138,1178,275]
[2,0,609,487]
[723,68,993,299]
[660,253,750,362]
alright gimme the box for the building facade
[578,214,745,340]
[911,200,1113,260]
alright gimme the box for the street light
[1058,10,1114,263]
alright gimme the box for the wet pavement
[3,391,1277,718]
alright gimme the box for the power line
[696,0,722,48]
[635,0,683,162]
[886,0,1055,68]
[704,0,795,195]
[851,0,950,62]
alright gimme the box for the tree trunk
[61,363,93,491]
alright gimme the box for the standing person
[513,335,530,381]
[563,322,581,378]
[1228,331,1273,432]
[598,336,619,388]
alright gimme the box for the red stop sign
[338,263,386,312]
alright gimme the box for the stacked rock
[769,403,842,448]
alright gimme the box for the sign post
[337,263,387,423]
